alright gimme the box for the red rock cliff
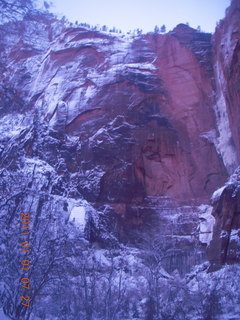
[0,1,239,274]
[0,14,228,203]
[208,0,240,269]
[213,0,240,174]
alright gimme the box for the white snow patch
[89,127,111,144]
[92,250,112,268]
[25,157,55,174]
[67,199,99,232]
[227,167,240,187]
[198,204,215,245]
[200,129,218,144]
[214,62,238,174]
[230,229,240,243]
[84,85,97,100]
[65,38,110,48]
[0,113,29,139]
[70,206,86,228]
[102,62,156,83]
[211,186,226,204]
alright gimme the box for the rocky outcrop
[208,167,240,270]
[213,0,240,173]
[0,12,229,279]
[0,1,240,319]
[206,0,240,270]
[0,12,228,206]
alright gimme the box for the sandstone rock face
[0,12,229,275]
[213,0,240,173]
[0,14,228,205]
[208,167,240,270]
[116,196,212,275]
[0,1,240,319]
[206,0,240,270]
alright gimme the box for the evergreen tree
[102,25,107,32]
[160,24,166,33]
[43,1,51,9]
[154,25,160,33]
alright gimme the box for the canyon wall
[0,12,228,206]
[0,1,240,319]
[207,0,240,270]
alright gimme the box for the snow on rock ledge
[208,166,240,269]
[198,204,215,245]
[211,186,226,204]
[70,206,86,229]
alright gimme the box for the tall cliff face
[207,0,240,271]
[213,0,240,173]
[208,168,240,271]
[0,15,227,204]
[0,2,240,319]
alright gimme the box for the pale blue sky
[49,0,231,33]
